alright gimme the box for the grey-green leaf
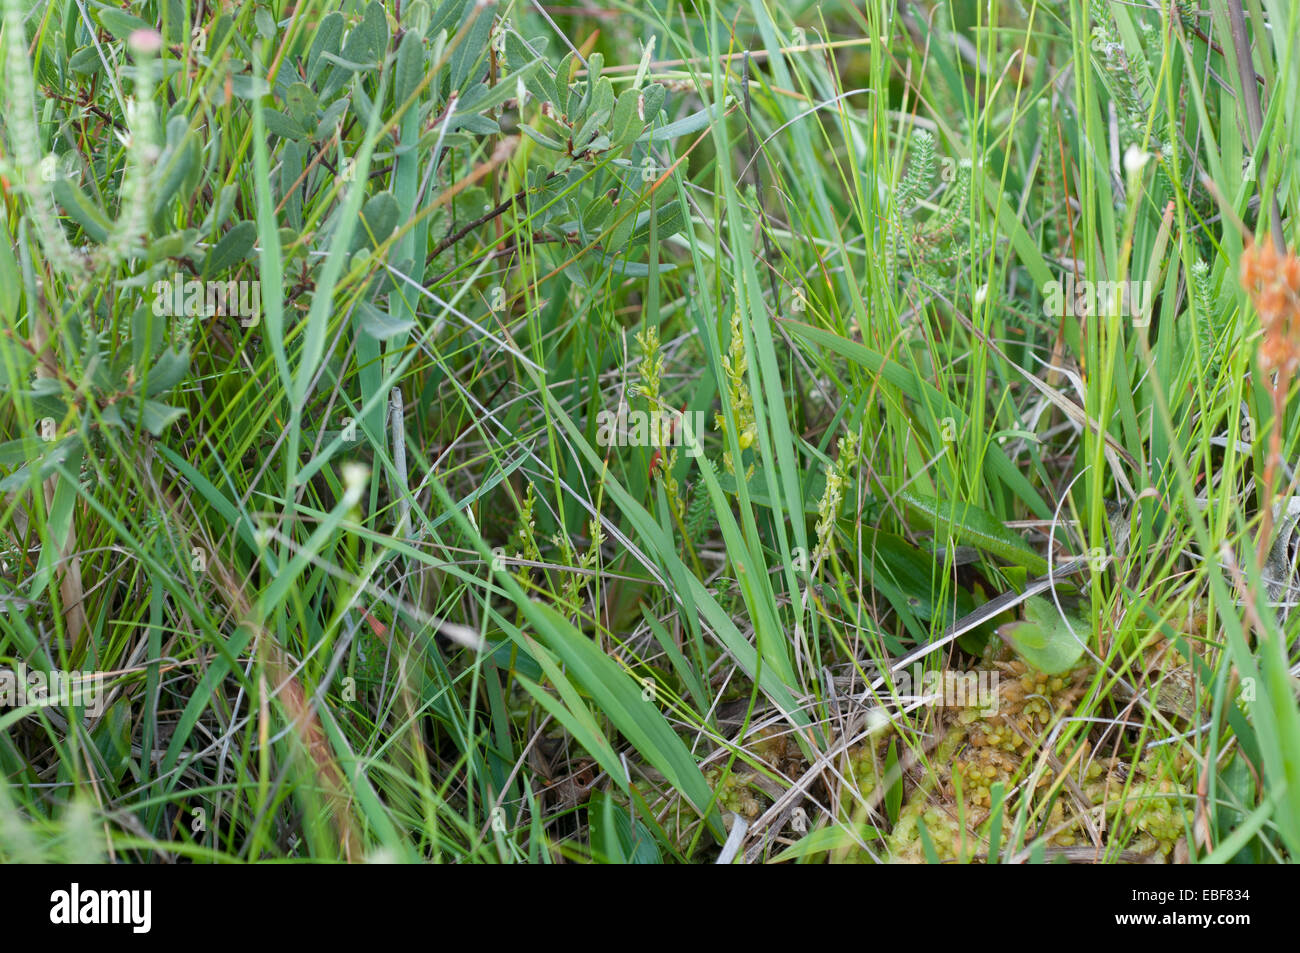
[203,220,258,275]
[53,177,110,243]
[145,348,191,397]
[306,12,344,82]
[356,300,415,340]
[353,191,400,251]
[96,9,151,40]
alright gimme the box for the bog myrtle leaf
[449,4,492,92]
[314,97,351,141]
[275,227,307,265]
[349,0,389,67]
[162,0,185,43]
[281,140,305,228]
[262,106,305,140]
[641,99,721,142]
[610,88,642,148]
[254,7,276,40]
[394,29,424,109]
[152,121,198,221]
[590,76,614,124]
[96,9,151,40]
[506,32,550,84]
[203,220,258,275]
[209,13,235,50]
[145,348,190,397]
[28,378,65,418]
[306,11,344,82]
[629,202,684,245]
[573,110,609,154]
[0,331,33,392]
[554,51,577,118]
[581,192,614,232]
[130,303,165,368]
[458,59,542,115]
[202,184,239,236]
[0,435,81,492]
[286,83,319,127]
[53,177,110,243]
[228,73,271,100]
[585,52,604,87]
[324,27,380,89]
[606,208,635,250]
[353,191,399,251]
[452,113,499,136]
[319,52,370,99]
[640,83,666,122]
[999,595,1087,675]
[68,46,101,75]
[520,123,565,151]
[146,228,198,263]
[403,0,431,37]
[356,300,415,340]
[0,437,39,467]
[428,0,470,41]
[123,399,187,437]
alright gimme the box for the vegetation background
[0,0,1297,863]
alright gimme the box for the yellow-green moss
[841,661,1194,862]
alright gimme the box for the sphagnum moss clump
[832,660,1194,863]
[703,765,764,820]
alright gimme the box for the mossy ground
[708,651,1197,863]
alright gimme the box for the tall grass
[0,0,1296,863]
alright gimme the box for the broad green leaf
[999,596,1087,674]
[53,177,110,243]
[520,123,565,151]
[314,97,351,141]
[228,73,271,100]
[394,28,425,109]
[457,58,542,115]
[640,84,665,122]
[610,88,642,148]
[203,220,258,275]
[449,3,492,92]
[353,191,400,251]
[285,83,319,127]
[349,0,389,66]
[641,101,721,142]
[254,6,276,40]
[590,77,614,125]
[356,300,414,340]
[0,325,35,391]
[123,398,187,436]
[144,347,190,397]
[306,12,344,83]
[68,46,101,76]
[96,9,151,40]
[899,490,1049,576]
[151,120,198,221]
